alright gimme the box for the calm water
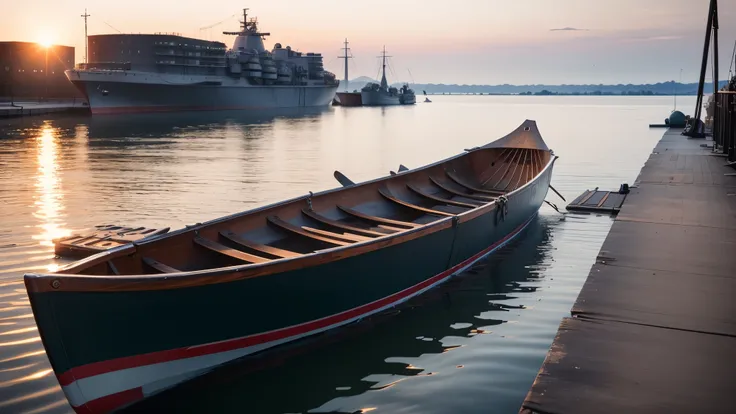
[0,96,685,413]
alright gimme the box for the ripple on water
[0,97,678,413]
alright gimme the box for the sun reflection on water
[31,122,70,248]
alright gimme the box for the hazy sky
[4,0,735,84]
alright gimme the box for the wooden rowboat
[24,120,556,413]
[53,225,170,258]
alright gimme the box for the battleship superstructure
[66,9,338,114]
[360,47,415,106]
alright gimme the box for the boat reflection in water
[125,216,552,414]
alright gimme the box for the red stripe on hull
[73,387,144,414]
[57,215,533,388]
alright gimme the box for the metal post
[686,0,715,137]
[81,9,91,64]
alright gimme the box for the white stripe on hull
[61,215,534,410]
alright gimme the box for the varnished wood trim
[446,170,505,195]
[406,183,480,208]
[56,244,137,274]
[302,226,371,243]
[596,192,611,208]
[26,218,455,293]
[143,257,180,273]
[429,176,494,201]
[219,230,300,259]
[378,187,454,217]
[301,208,389,237]
[267,216,351,246]
[194,235,270,264]
[337,205,421,228]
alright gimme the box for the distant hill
[338,79,729,95]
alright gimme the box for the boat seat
[302,226,373,243]
[429,176,495,201]
[406,183,481,208]
[219,230,300,259]
[446,170,505,195]
[267,216,351,246]
[142,257,180,273]
[336,205,421,229]
[193,235,270,264]
[301,208,392,237]
[378,187,454,217]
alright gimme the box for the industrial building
[0,41,83,100]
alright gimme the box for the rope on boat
[306,191,314,211]
[495,196,509,225]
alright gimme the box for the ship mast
[223,8,270,37]
[338,38,352,91]
[379,46,391,90]
[81,9,91,64]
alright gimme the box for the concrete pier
[0,100,89,118]
[521,128,736,414]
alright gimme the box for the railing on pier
[713,90,736,162]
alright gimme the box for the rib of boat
[24,120,556,413]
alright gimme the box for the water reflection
[127,216,552,414]
[31,123,69,248]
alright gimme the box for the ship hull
[69,76,338,114]
[360,90,401,106]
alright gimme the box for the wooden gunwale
[26,146,557,294]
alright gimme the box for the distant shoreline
[339,78,727,97]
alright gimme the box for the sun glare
[38,36,53,48]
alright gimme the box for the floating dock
[54,224,169,258]
[521,128,736,413]
[0,100,89,118]
[565,187,628,214]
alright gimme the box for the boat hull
[26,163,553,413]
[360,90,400,106]
[67,72,338,115]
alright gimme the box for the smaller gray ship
[360,47,415,106]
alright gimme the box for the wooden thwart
[143,257,180,273]
[219,230,300,259]
[301,209,390,237]
[429,177,494,201]
[194,235,270,264]
[378,187,454,217]
[446,170,505,195]
[336,205,421,229]
[406,183,480,208]
[267,216,351,246]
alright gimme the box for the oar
[549,184,566,202]
[334,170,355,187]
